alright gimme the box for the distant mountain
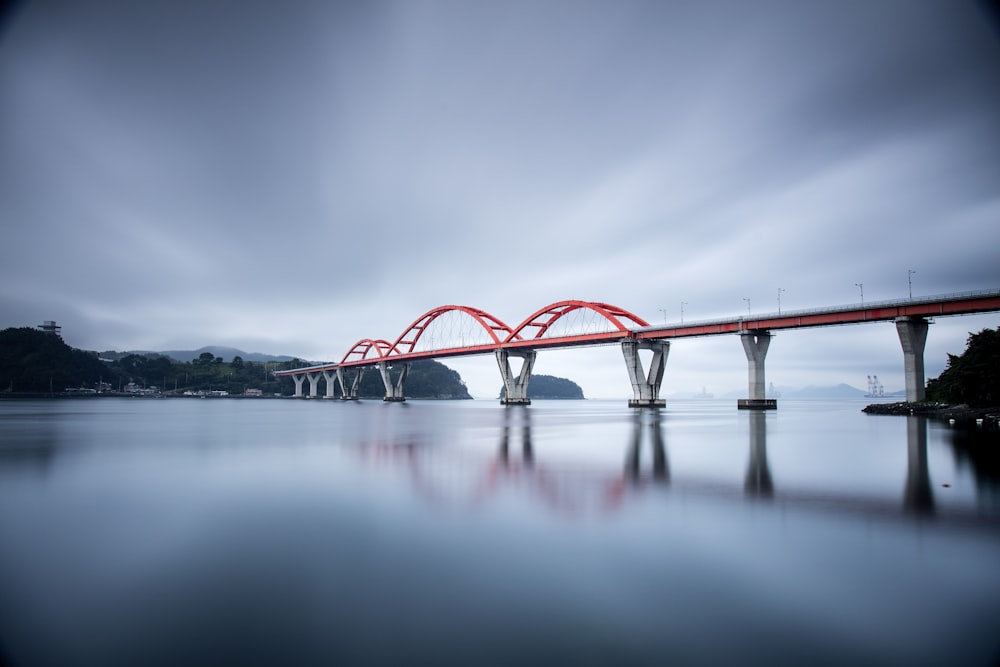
[781,383,867,398]
[103,346,302,364]
[720,383,868,399]
[161,346,302,363]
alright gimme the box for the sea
[0,396,998,667]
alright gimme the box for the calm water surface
[1,397,998,666]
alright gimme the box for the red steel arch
[505,300,650,342]
[388,305,517,355]
[340,338,394,364]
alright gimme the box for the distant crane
[866,375,884,397]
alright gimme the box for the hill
[100,346,299,364]
[0,328,471,398]
[347,359,471,399]
[784,383,867,398]
[1,328,111,393]
[499,374,584,400]
[160,346,300,363]
[720,383,870,399]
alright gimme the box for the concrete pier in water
[738,331,776,410]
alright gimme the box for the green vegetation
[926,327,1000,408]
[346,361,470,399]
[0,328,111,393]
[108,350,304,395]
[499,374,584,399]
[0,327,471,399]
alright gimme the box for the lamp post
[777,288,785,315]
[855,283,864,306]
[908,269,916,300]
[743,297,751,318]
[681,301,688,324]
[658,307,667,324]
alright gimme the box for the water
[1,397,998,666]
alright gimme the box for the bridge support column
[377,362,409,402]
[291,374,306,398]
[896,316,929,402]
[306,372,322,398]
[323,371,338,398]
[739,331,776,410]
[497,348,536,405]
[336,368,364,400]
[622,339,668,408]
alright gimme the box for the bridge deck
[275,289,1000,375]
[635,289,1000,340]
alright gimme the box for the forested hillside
[0,328,470,399]
[926,327,1000,407]
[0,328,111,393]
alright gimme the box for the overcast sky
[2,0,999,398]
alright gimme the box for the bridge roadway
[275,289,1000,407]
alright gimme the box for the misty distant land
[99,346,301,364]
[667,384,905,400]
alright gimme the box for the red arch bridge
[275,289,1000,408]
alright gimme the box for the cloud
[1,0,998,397]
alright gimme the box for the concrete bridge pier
[622,339,668,408]
[497,348,536,405]
[291,374,306,397]
[739,331,776,409]
[306,372,322,398]
[335,367,364,400]
[323,370,338,398]
[895,316,929,402]
[378,361,410,402]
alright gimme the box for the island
[499,374,584,400]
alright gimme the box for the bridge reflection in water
[745,411,773,498]
[624,409,668,485]
[905,415,935,515]
[349,405,957,524]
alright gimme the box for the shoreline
[863,401,1000,428]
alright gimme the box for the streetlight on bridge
[855,283,864,306]
[743,297,751,318]
[681,301,688,323]
[908,269,916,300]
[778,288,785,315]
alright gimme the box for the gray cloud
[2,0,998,397]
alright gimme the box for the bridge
[275,289,1000,408]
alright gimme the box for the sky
[1,0,999,399]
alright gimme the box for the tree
[0,327,110,392]
[926,327,1000,407]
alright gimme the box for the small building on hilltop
[37,320,61,337]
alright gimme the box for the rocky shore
[863,401,1000,429]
